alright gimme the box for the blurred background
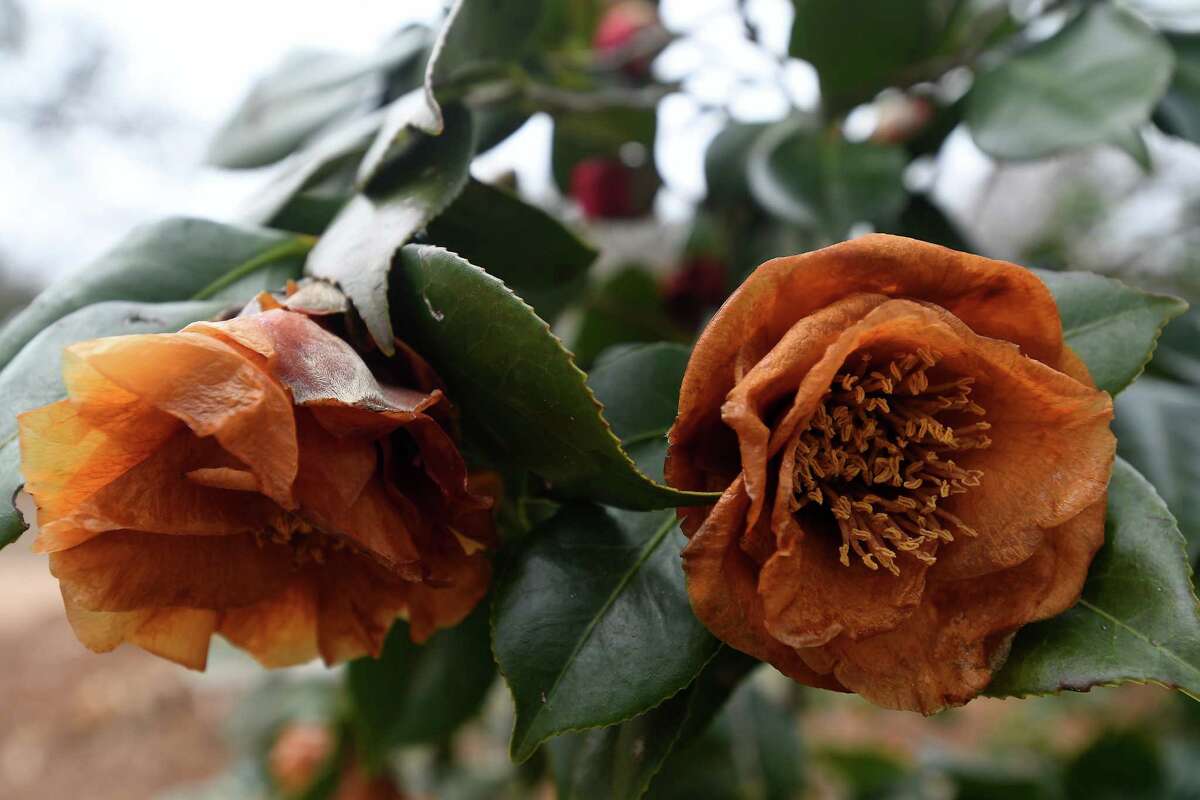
[3,0,1200,798]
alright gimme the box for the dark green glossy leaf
[346,605,495,768]
[1113,377,1200,561]
[646,680,803,800]
[425,179,597,323]
[966,4,1174,163]
[747,121,908,241]
[572,268,686,370]
[1158,35,1200,144]
[0,300,226,547]
[390,245,714,509]
[548,647,757,800]
[1036,270,1187,395]
[587,343,688,484]
[0,217,310,371]
[988,458,1200,699]
[789,0,936,113]
[1064,730,1166,800]
[493,503,719,761]
[356,88,444,192]
[206,29,429,169]
[305,105,474,355]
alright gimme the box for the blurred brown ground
[0,545,233,800]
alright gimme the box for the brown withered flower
[18,301,494,669]
[666,235,1115,713]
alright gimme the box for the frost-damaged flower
[666,235,1115,713]
[18,301,495,669]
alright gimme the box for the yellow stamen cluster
[789,348,991,576]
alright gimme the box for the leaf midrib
[1077,598,1200,691]
[516,511,678,756]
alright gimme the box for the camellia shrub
[2,0,1200,797]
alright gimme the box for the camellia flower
[18,298,494,670]
[666,235,1115,713]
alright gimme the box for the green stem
[191,236,316,301]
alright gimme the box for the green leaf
[1157,34,1200,144]
[389,245,714,509]
[646,680,803,800]
[817,748,910,800]
[0,217,310,372]
[987,458,1200,699]
[1152,308,1200,385]
[572,268,686,370]
[747,120,908,241]
[789,0,936,113]
[206,29,430,169]
[966,4,1174,162]
[587,343,688,485]
[493,503,719,762]
[1064,730,1166,800]
[547,647,758,800]
[0,300,226,548]
[346,605,495,768]
[1036,270,1187,395]
[356,88,445,192]
[1113,377,1200,561]
[426,0,547,127]
[425,179,597,323]
[305,105,474,355]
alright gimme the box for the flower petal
[681,479,846,691]
[62,592,217,670]
[219,579,321,668]
[51,531,295,612]
[758,516,930,648]
[63,332,299,508]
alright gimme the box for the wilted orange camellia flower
[18,298,494,670]
[667,235,1116,713]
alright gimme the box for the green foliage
[989,459,1200,699]
[748,120,908,241]
[0,300,225,546]
[967,4,1175,166]
[789,0,937,113]
[1114,377,1200,561]
[388,245,713,509]
[346,606,495,769]
[493,503,718,761]
[426,179,598,323]
[0,217,310,370]
[305,104,475,354]
[1158,34,1200,144]
[1036,269,1188,395]
[205,27,431,169]
[572,268,685,370]
[1064,729,1166,800]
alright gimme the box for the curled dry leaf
[18,305,495,669]
[667,234,1116,713]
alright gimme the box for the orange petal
[718,293,888,532]
[681,479,846,691]
[758,519,931,648]
[670,235,1064,500]
[18,366,179,525]
[34,430,284,553]
[51,531,295,612]
[62,591,217,670]
[219,578,321,668]
[63,332,298,508]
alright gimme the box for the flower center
[256,514,347,567]
[789,348,991,575]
